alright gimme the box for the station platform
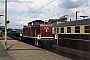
[0,41,13,60]
[0,38,72,60]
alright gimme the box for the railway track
[52,45,90,60]
[7,34,20,40]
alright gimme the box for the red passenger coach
[21,20,55,49]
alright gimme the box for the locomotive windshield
[33,21,44,25]
[28,20,44,26]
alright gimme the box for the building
[48,14,71,24]
[48,14,71,34]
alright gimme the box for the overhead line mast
[4,0,7,50]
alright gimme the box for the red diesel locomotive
[21,20,55,48]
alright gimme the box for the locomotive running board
[22,36,54,39]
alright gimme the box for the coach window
[67,27,71,33]
[57,28,59,33]
[61,27,64,33]
[84,26,90,33]
[75,26,80,33]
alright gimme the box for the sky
[0,0,90,29]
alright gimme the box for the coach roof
[55,18,90,27]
